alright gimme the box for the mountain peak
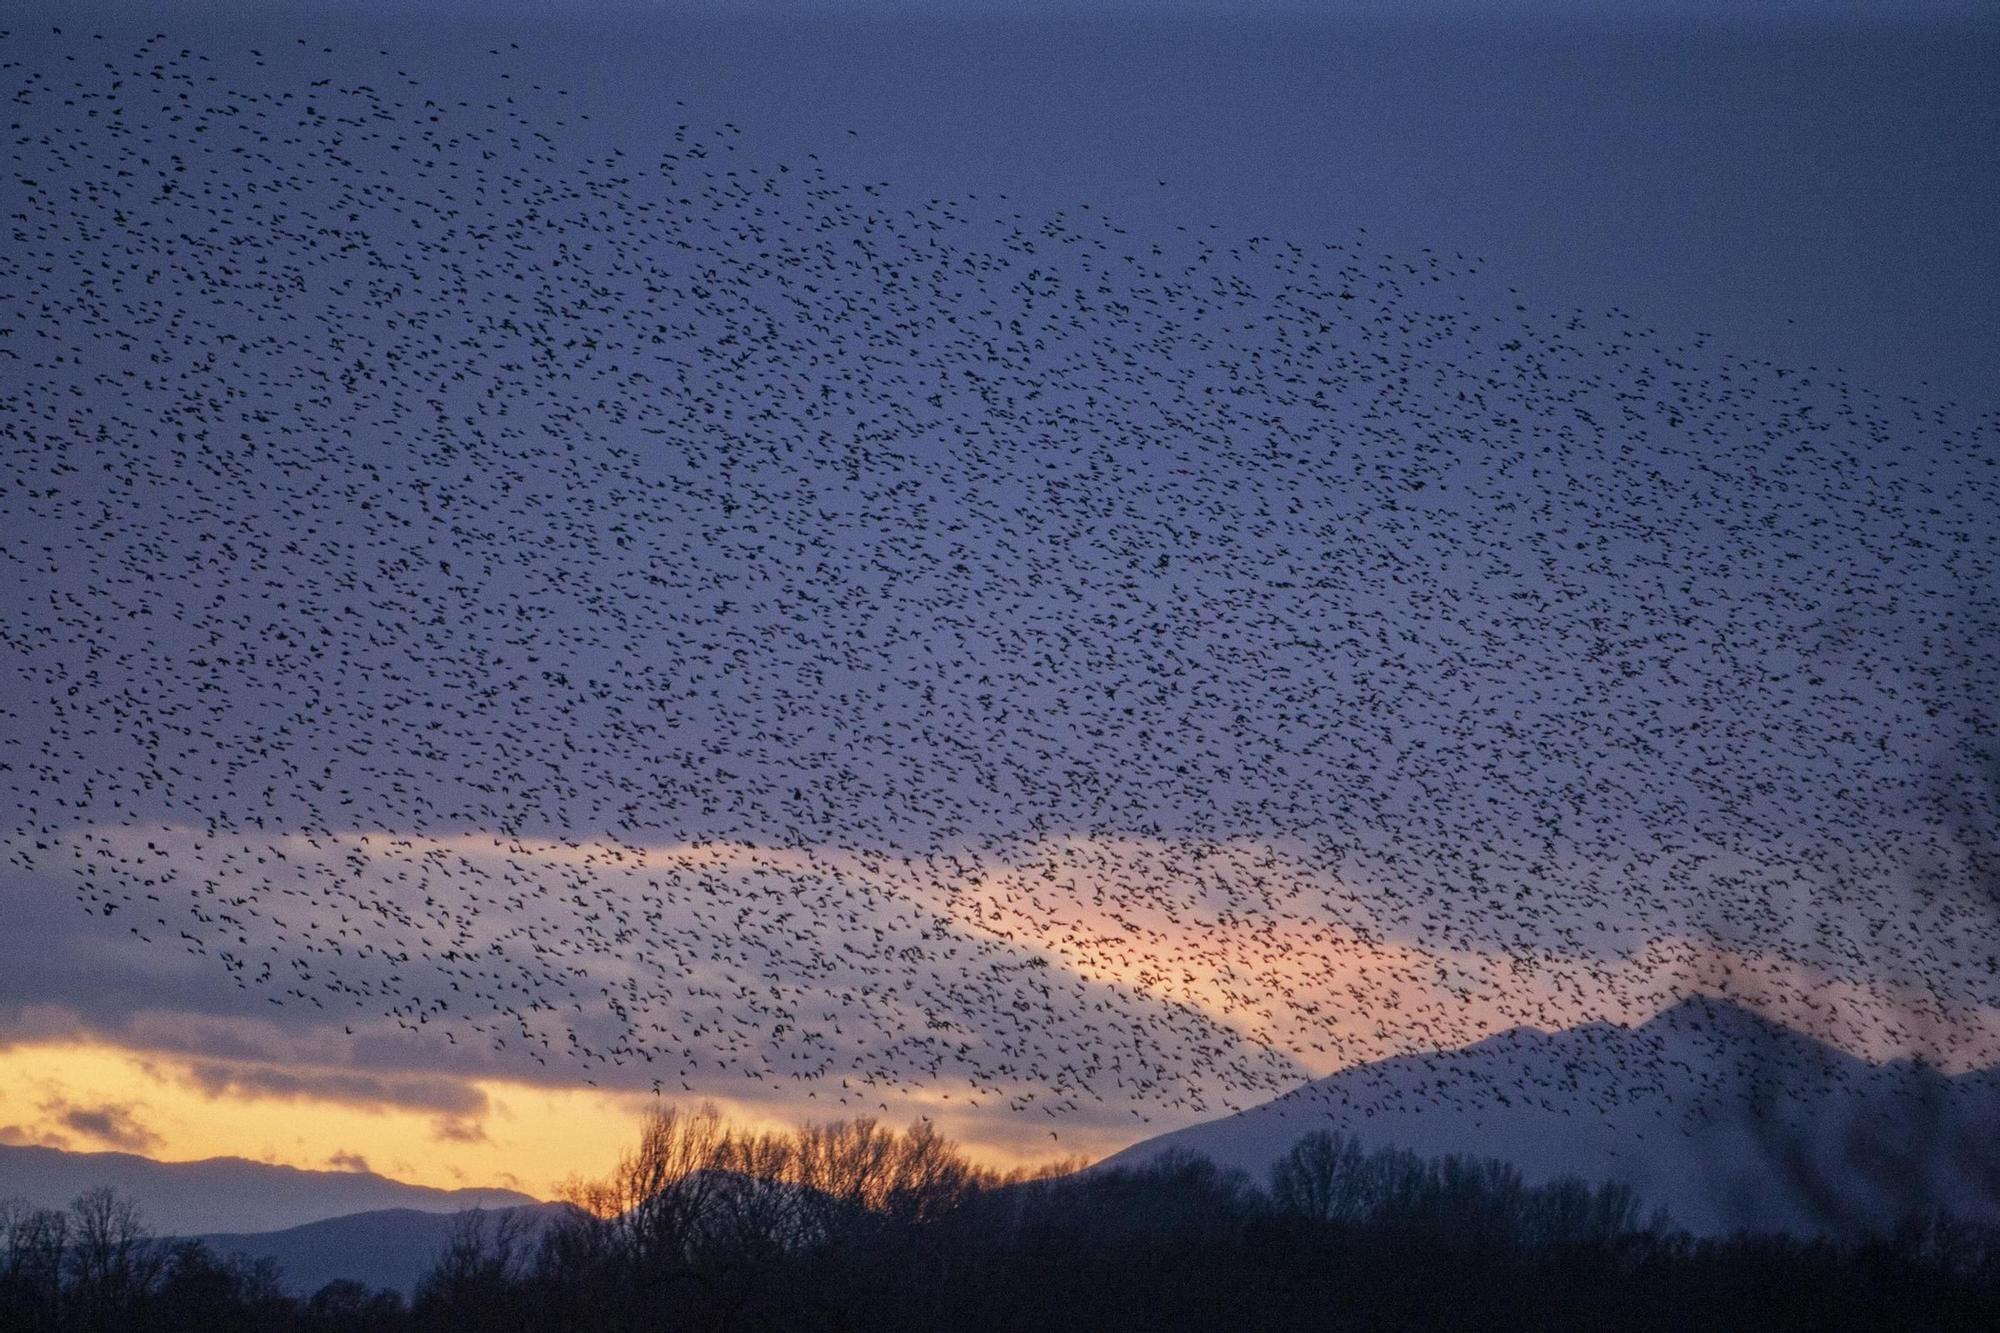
[1636,992,1783,1035]
[1633,993,1844,1056]
[1100,1000,2000,1236]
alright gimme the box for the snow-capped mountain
[1097,996,2000,1235]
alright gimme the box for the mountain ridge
[0,1143,538,1236]
[189,1202,576,1297]
[1098,995,2000,1235]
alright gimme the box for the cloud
[432,1117,490,1144]
[39,1098,159,1153]
[326,1150,372,1173]
[0,1123,71,1150]
[9,818,2000,1181]
[181,1061,490,1118]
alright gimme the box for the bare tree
[1268,1129,1368,1223]
[0,1198,69,1330]
[564,1101,734,1275]
[414,1208,533,1332]
[882,1120,980,1225]
[705,1128,805,1257]
[791,1116,899,1238]
[64,1188,158,1330]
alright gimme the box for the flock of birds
[3,27,1998,1139]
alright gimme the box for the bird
[0,22,1995,1163]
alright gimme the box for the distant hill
[1098,995,2000,1236]
[0,1144,538,1236]
[192,1203,576,1297]
[187,1177,796,1296]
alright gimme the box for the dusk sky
[3,0,1998,1202]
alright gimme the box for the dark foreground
[6,1108,1997,1332]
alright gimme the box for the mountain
[191,1203,576,1297]
[1097,996,2000,1236]
[0,1144,539,1236]
[189,1174,797,1296]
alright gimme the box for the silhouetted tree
[0,1197,69,1332]
[412,1209,529,1333]
[302,1277,407,1333]
[9,1115,2000,1332]
[1268,1128,1368,1222]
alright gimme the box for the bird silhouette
[1,24,1996,1146]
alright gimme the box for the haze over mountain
[1101,996,2000,1236]
[0,1144,537,1236]
[190,1203,573,1298]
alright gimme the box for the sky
[2,0,1998,1199]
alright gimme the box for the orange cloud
[0,1036,1111,1193]
[10,823,1999,1196]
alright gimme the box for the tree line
[5,1104,1999,1331]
